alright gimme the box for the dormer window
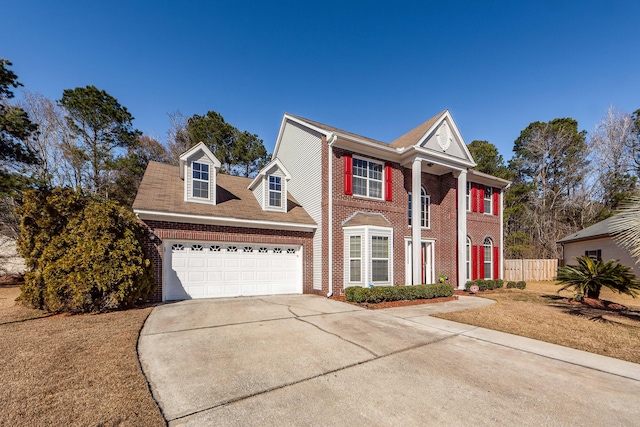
[268,175,282,207]
[192,162,209,199]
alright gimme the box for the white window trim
[264,173,287,212]
[466,181,471,212]
[352,156,384,200]
[484,186,493,215]
[344,225,393,287]
[192,161,210,199]
[483,237,493,279]
[408,187,430,229]
[466,236,471,281]
[185,159,216,205]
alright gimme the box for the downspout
[327,134,337,297]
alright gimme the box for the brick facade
[140,220,314,302]
[328,147,463,295]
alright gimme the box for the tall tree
[232,130,269,177]
[166,111,191,165]
[59,86,139,197]
[589,106,637,212]
[109,134,169,207]
[467,140,512,180]
[0,59,39,197]
[184,109,270,177]
[17,91,76,188]
[508,118,590,259]
[186,110,236,172]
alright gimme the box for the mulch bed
[330,294,458,309]
[562,297,628,311]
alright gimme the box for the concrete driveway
[138,295,640,426]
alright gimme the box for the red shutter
[493,246,499,279]
[471,245,479,280]
[344,154,352,195]
[385,163,393,201]
[478,185,485,213]
[471,184,477,212]
[478,245,484,278]
[493,188,499,216]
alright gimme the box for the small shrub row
[464,279,504,292]
[345,284,454,304]
[506,281,527,289]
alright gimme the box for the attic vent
[436,122,451,151]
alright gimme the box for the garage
[163,240,303,301]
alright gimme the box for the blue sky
[3,1,639,161]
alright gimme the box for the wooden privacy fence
[503,259,558,282]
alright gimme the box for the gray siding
[186,151,215,204]
[563,236,640,278]
[275,121,323,290]
[253,180,264,210]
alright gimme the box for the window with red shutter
[493,188,499,216]
[471,245,479,280]
[344,154,352,195]
[493,246,499,279]
[478,185,485,213]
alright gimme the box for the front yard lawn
[436,282,640,364]
[0,285,165,426]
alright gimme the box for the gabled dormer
[248,158,291,212]
[179,142,221,205]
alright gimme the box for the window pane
[269,191,281,207]
[350,259,361,282]
[350,236,361,257]
[372,260,388,281]
[193,180,208,198]
[368,162,382,180]
[369,181,382,198]
[269,175,281,190]
[353,177,367,196]
[371,236,388,257]
[484,262,492,279]
[353,159,367,177]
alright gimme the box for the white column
[412,159,422,285]
[457,170,467,289]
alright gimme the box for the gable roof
[247,158,291,191]
[284,113,390,147]
[558,216,617,243]
[133,162,315,229]
[342,212,392,228]
[389,111,447,149]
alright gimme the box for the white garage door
[164,241,303,301]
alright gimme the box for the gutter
[327,134,337,297]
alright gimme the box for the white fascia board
[402,148,475,170]
[467,169,511,188]
[134,209,317,232]
[179,141,222,168]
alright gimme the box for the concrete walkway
[139,295,640,426]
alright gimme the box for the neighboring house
[558,216,640,278]
[133,110,510,301]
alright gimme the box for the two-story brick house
[133,110,509,301]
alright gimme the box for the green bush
[464,279,504,292]
[506,281,517,288]
[17,188,154,313]
[345,284,453,304]
[516,281,527,289]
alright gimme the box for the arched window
[483,237,493,279]
[408,187,430,228]
[466,237,471,281]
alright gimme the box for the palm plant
[556,255,640,300]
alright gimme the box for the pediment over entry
[390,110,475,166]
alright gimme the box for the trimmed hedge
[345,284,454,304]
[464,279,504,292]
[506,281,527,289]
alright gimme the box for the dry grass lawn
[437,281,640,364]
[0,285,165,427]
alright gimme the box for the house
[133,110,510,301]
[558,216,640,278]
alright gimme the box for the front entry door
[405,240,434,285]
